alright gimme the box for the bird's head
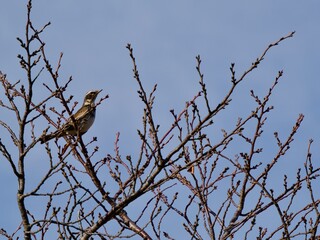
[83,89,102,106]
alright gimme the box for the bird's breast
[80,110,96,133]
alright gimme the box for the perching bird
[40,89,102,144]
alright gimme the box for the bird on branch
[41,89,102,144]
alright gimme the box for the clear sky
[0,0,319,238]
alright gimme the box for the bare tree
[1,1,319,239]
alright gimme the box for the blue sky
[0,0,319,238]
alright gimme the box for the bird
[40,89,102,144]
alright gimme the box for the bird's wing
[61,105,91,133]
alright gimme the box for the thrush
[40,89,102,144]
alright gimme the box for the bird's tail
[40,129,65,144]
[40,134,56,144]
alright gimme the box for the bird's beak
[97,89,102,95]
